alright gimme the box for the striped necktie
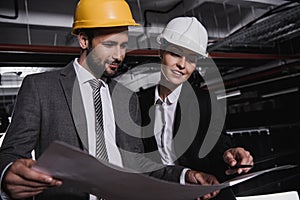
[88,79,109,162]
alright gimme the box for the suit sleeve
[204,94,233,181]
[178,87,233,181]
[0,75,41,173]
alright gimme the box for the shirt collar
[154,84,182,105]
[73,58,108,88]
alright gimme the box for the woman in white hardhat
[139,17,254,200]
[157,17,208,89]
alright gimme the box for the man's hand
[223,147,254,175]
[2,158,62,199]
[185,170,220,200]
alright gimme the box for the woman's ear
[159,49,164,60]
[78,32,89,49]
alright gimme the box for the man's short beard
[86,50,105,79]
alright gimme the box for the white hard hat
[157,17,208,57]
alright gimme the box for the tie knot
[89,79,102,91]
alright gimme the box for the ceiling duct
[208,3,300,52]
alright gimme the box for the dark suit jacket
[138,82,232,180]
[0,62,148,200]
[138,83,238,200]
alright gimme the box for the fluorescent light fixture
[226,128,270,136]
[217,90,241,100]
[0,85,21,89]
[261,87,299,98]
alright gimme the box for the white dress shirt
[74,59,123,200]
[74,58,123,167]
[154,84,182,165]
[154,84,189,184]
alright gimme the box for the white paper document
[33,141,297,200]
[236,191,299,200]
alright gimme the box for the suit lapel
[107,79,126,149]
[173,83,201,161]
[172,89,182,164]
[59,62,89,151]
[139,87,158,152]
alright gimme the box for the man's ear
[78,32,89,49]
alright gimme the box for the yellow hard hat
[72,0,140,35]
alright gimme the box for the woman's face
[161,44,197,86]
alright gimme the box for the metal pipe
[0,44,80,54]
[0,44,299,59]
[209,52,300,59]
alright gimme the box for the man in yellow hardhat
[0,0,143,199]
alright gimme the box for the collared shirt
[154,84,182,165]
[153,84,188,184]
[74,58,123,167]
[74,59,123,200]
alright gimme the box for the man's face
[86,27,129,78]
[161,44,197,86]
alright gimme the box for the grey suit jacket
[0,62,146,200]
